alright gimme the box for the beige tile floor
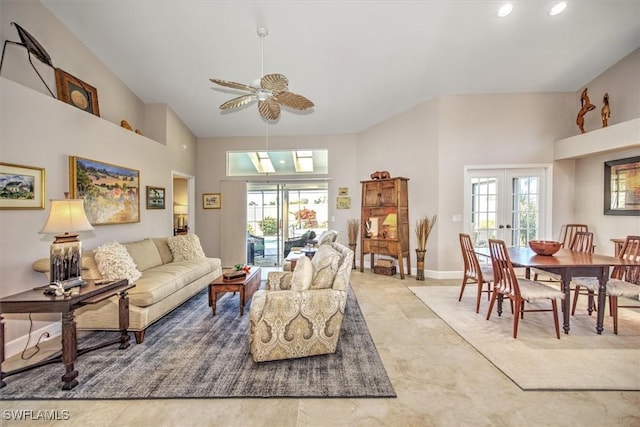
[2,271,639,427]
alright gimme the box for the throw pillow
[94,242,142,284]
[167,234,206,261]
[310,244,342,289]
[291,255,313,291]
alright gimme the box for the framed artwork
[69,156,140,225]
[146,186,166,209]
[0,162,45,209]
[203,193,221,209]
[604,155,640,216]
[336,196,351,209]
[55,68,100,117]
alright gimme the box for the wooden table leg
[595,267,608,335]
[560,272,571,334]
[211,287,218,316]
[61,312,78,390]
[1,314,5,388]
[239,287,245,316]
[118,290,131,350]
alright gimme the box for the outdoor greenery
[260,216,278,235]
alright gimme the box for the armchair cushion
[291,255,313,291]
[94,242,142,284]
[310,244,341,290]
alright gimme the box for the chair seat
[479,265,494,282]
[518,279,565,301]
[572,277,599,291]
[605,279,640,298]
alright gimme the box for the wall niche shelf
[554,118,640,160]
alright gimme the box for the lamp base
[50,239,83,283]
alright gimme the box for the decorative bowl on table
[528,240,562,256]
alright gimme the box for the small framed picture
[203,193,221,209]
[55,68,100,117]
[0,162,45,209]
[146,186,165,209]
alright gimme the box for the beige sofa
[34,236,222,344]
[249,241,354,362]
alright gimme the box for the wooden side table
[208,267,261,316]
[0,279,134,390]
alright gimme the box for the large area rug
[1,286,396,400]
[410,286,640,391]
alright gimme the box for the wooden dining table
[475,246,640,335]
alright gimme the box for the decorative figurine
[576,88,595,134]
[370,171,391,180]
[601,93,611,128]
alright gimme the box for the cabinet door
[363,182,382,206]
[363,180,397,207]
[378,181,397,206]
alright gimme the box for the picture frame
[69,156,140,225]
[0,162,45,209]
[203,193,221,209]
[146,186,166,209]
[55,68,100,117]
[604,155,640,216]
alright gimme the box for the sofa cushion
[167,234,205,261]
[152,237,174,264]
[310,244,341,290]
[124,239,163,272]
[94,242,142,284]
[291,255,313,291]
[127,257,220,307]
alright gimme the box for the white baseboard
[4,323,61,359]
[357,260,463,280]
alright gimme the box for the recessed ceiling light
[549,2,567,16]
[497,3,513,17]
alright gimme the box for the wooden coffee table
[208,267,261,316]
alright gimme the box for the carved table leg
[1,314,5,388]
[61,312,78,390]
[595,267,608,335]
[118,290,131,350]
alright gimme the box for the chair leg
[486,290,497,320]
[475,281,483,313]
[458,276,469,302]
[611,296,619,335]
[551,299,560,339]
[571,285,581,315]
[513,299,522,339]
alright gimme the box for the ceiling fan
[209,27,314,121]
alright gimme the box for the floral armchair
[249,241,354,362]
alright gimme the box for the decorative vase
[416,249,426,281]
[348,243,357,269]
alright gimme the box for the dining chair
[571,235,640,334]
[458,233,493,313]
[486,239,565,339]
[533,227,592,283]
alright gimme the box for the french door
[464,166,551,248]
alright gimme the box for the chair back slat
[612,236,640,284]
[488,239,520,298]
[568,231,594,253]
[460,233,482,282]
[559,224,589,248]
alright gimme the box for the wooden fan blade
[275,91,314,110]
[210,78,255,92]
[261,74,289,92]
[258,99,281,121]
[220,94,255,111]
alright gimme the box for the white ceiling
[41,1,640,138]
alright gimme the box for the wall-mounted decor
[55,68,100,117]
[203,193,221,209]
[146,186,165,209]
[604,155,640,216]
[336,196,351,209]
[69,156,140,224]
[0,162,45,209]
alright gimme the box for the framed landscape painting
[69,156,140,225]
[203,193,221,209]
[604,155,640,216]
[0,162,45,209]
[146,186,165,209]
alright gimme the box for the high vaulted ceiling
[41,1,640,138]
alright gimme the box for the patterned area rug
[1,286,396,399]
[410,286,640,391]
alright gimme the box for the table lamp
[40,199,94,284]
[174,204,188,228]
[383,213,398,239]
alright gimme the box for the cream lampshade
[383,213,398,239]
[40,199,94,284]
[174,204,188,228]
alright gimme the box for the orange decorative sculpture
[601,93,611,128]
[370,171,391,180]
[576,88,596,134]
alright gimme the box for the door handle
[498,225,504,229]
[505,225,512,229]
